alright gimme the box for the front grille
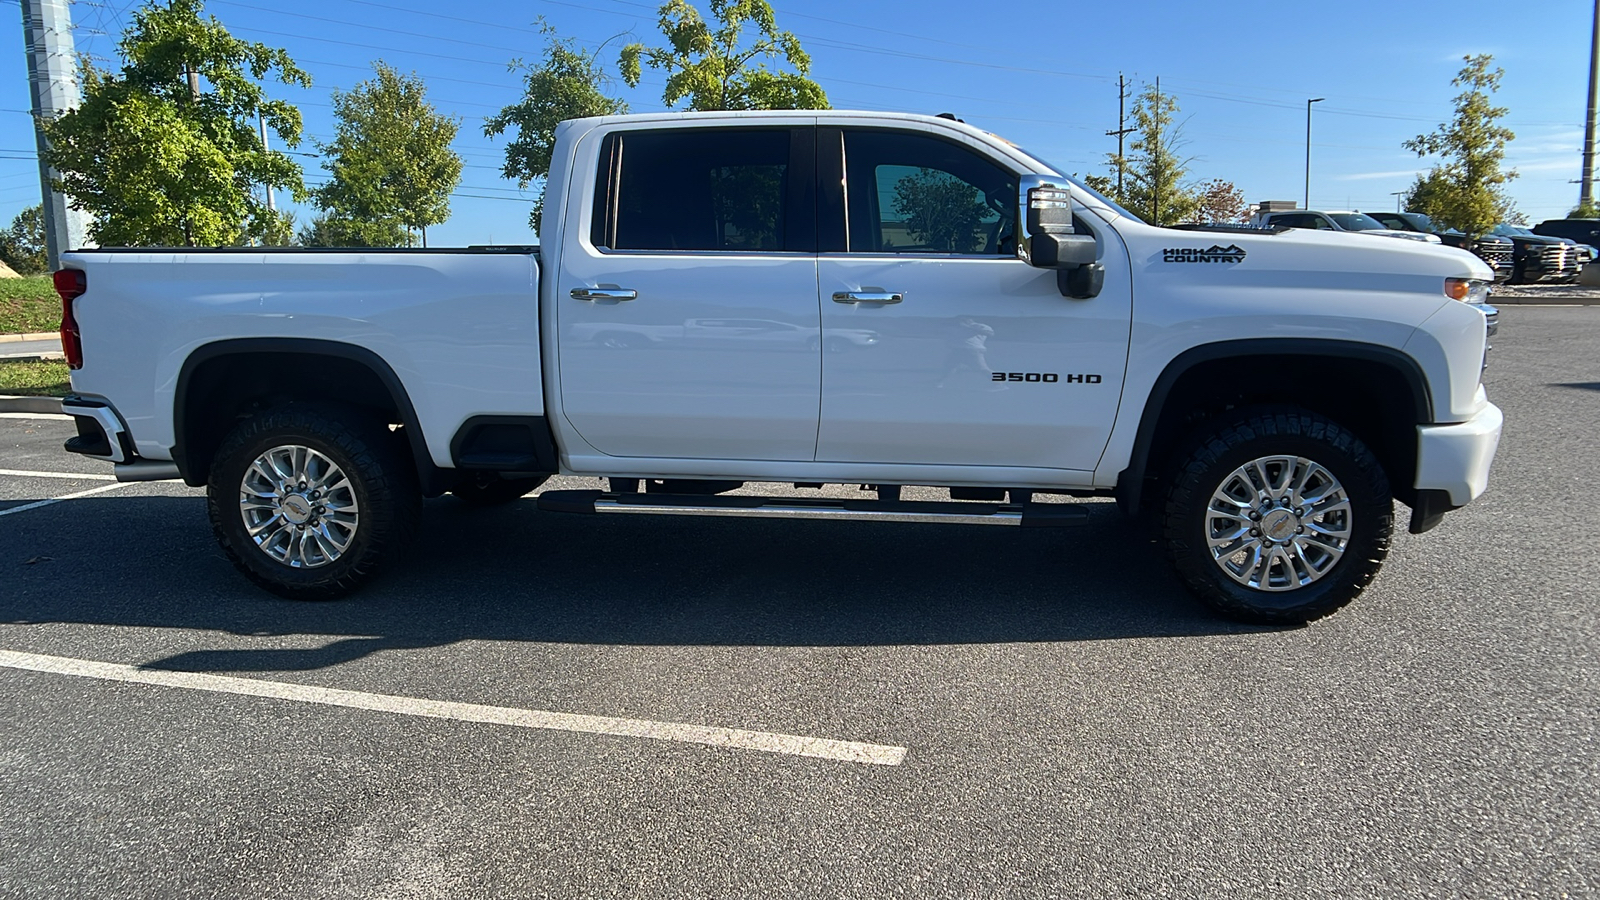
[1538,245,1575,269]
[1475,244,1513,266]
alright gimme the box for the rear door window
[591,128,814,253]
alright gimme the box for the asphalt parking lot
[1,306,1596,899]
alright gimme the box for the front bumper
[1415,401,1503,509]
[60,394,180,482]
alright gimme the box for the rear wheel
[208,404,420,600]
[1162,408,1393,625]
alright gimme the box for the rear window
[592,128,803,253]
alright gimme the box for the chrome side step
[536,490,1090,527]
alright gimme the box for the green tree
[314,62,462,247]
[1086,82,1198,225]
[297,212,407,248]
[1404,167,1522,227]
[620,0,828,111]
[1403,55,1516,238]
[42,0,307,247]
[1569,200,1600,218]
[891,168,989,252]
[0,206,48,275]
[486,26,627,232]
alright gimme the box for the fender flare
[172,337,446,494]
[1117,338,1433,515]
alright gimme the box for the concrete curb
[1488,296,1600,305]
[0,332,57,343]
[0,395,64,414]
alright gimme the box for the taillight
[54,268,85,370]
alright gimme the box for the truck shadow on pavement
[1,495,1272,673]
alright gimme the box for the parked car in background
[1490,224,1583,283]
[1248,209,1443,244]
[1364,211,1515,283]
[1532,217,1600,248]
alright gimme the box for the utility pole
[1153,77,1162,224]
[1305,97,1325,209]
[258,112,275,213]
[21,0,90,270]
[1105,73,1135,201]
[1581,0,1600,212]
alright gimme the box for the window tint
[605,129,793,252]
[843,130,1017,255]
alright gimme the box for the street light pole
[1305,98,1325,209]
[1581,0,1600,211]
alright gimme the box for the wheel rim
[1205,455,1352,592]
[239,444,361,568]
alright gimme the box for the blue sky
[3,0,1597,245]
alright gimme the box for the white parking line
[0,649,909,766]
[0,482,129,517]
[0,413,71,420]
[0,468,117,481]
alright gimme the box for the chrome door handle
[571,287,637,301]
[832,289,903,304]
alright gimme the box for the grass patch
[0,360,71,396]
[0,276,59,335]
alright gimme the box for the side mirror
[1018,177,1102,299]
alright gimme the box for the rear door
[813,126,1132,471]
[556,124,821,461]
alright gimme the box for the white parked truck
[54,111,1503,624]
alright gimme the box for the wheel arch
[172,338,446,495]
[1117,338,1432,516]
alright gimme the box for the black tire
[1162,407,1393,625]
[207,404,420,600]
[450,473,548,505]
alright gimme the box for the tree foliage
[892,168,989,252]
[297,212,407,248]
[1402,55,1516,238]
[42,0,307,246]
[620,0,827,111]
[1191,179,1247,224]
[486,26,627,232]
[314,62,461,246]
[1570,200,1600,218]
[0,206,48,275]
[1085,82,1198,226]
[1405,165,1523,228]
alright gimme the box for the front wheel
[207,404,420,600]
[1162,408,1393,625]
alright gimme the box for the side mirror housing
[1018,176,1102,299]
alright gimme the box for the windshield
[1492,224,1534,237]
[1330,213,1388,231]
[1404,213,1435,231]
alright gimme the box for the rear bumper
[1415,401,1503,508]
[60,395,180,482]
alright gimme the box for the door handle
[571,287,638,301]
[832,289,903,304]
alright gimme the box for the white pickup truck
[53,110,1503,624]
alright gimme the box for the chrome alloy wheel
[239,444,361,568]
[1205,455,1352,592]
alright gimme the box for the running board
[536,490,1089,527]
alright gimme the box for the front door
[557,125,821,461]
[815,127,1132,472]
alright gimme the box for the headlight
[1444,277,1490,304]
